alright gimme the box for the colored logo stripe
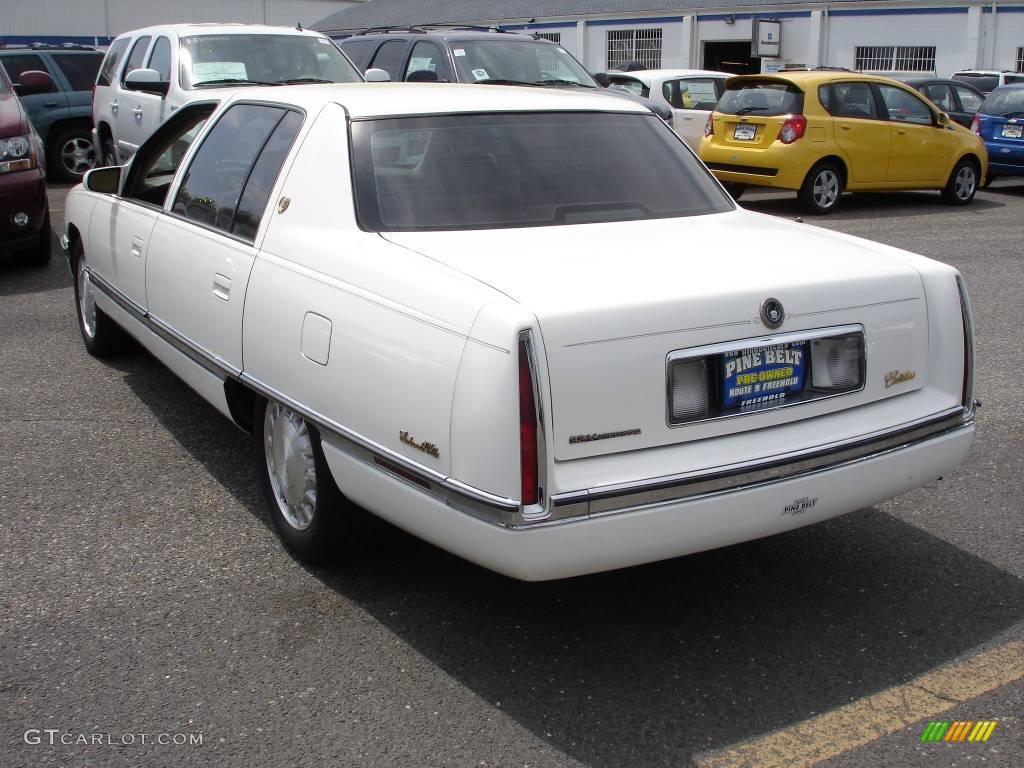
[920,720,997,742]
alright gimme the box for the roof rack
[2,42,98,51]
[780,65,852,72]
[357,23,510,36]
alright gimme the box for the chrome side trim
[547,408,968,525]
[666,323,863,362]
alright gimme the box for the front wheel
[48,127,97,183]
[798,161,843,214]
[256,398,362,564]
[941,158,979,205]
[72,240,127,356]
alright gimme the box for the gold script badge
[885,370,917,388]
[400,430,440,458]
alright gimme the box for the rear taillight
[518,335,539,506]
[704,114,714,138]
[956,275,977,418]
[970,114,980,134]
[777,114,807,144]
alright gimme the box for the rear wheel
[101,137,118,167]
[72,240,127,357]
[255,397,362,564]
[941,158,978,205]
[798,161,843,215]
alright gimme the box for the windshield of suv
[179,34,361,88]
[716,81,804,116]
[350,111,732,231]
[450,40,596,87]
[981,88,1024,117]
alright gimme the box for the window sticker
[471,68,489,80]
[192,61,248,83]
[453,49,466,57]
[409,57,436,72]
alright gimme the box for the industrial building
[314,0,1024,77]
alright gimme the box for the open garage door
[704,41,761,75]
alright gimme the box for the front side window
[608,75,647,97]
[97,36,130,86]
[717,81,803,117]
[121,36,152,84]
[449,41,595,86]
[350,111,731,231]
[173,104,301,239]
[367,40,409,82]
[404,41,451,82]
[147,37,172,82]
[877,84,934,125]
[179,34,361,88]
[922,83,955,112]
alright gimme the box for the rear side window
[665,78,720,110]
[97,37,130,86]
[51,53,102,91]
[121,36,152,84]
[173,104,301,240]
[716,81,803,116]
[823,82,878,119]
[0,54,48,85]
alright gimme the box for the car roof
[606,68,730,84]
[345,29,553,44]
[953,70,1014,75]
[219,81,649,118]
[725,70,916,89]
[114,23,327,40]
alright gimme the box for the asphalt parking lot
[2,181,1022,768]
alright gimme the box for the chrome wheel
[812,169,840,210]
[954,165,976,201]
[76,257,97,339]
[61,136,96,178]
[264,402,317,531]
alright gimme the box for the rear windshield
[179,34,361,88]
[952,73,999,93]
[350,111,732,232]
[981,88,1024,117]
[717,81,804,116]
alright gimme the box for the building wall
[0,0,359,45]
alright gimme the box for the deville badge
[760,297,785,329]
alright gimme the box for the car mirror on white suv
[124,68,170,96]
[364,68,391,83]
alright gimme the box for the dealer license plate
[721,342,807,409]
[733,123,757,140]
[1001,124,1023,138]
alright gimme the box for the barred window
[1017,47,1024,72]
[535,32,561,44]
[606,28,663,70]
[855,45,936,73]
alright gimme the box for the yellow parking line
[694,640,1024,768]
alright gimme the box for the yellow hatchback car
[699,71,987,214]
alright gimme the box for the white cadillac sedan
[63,84,976,581]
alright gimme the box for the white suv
[951,69,1024,95]
[93,23,363,165]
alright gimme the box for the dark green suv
[0,44,103,182]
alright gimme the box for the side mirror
[124,68,170,96]
[364,68,391,83]
[592,72,611,88]
[83,166,122,194]
[936,112,950,127]
[14,70,56,96]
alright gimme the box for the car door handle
[212,274,232,302]
[132,106,144,118]
[840,125,852,131]
[129,236,143,258]
[43,101,59,108]
[110,99,119,114]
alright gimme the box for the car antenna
[296,21,303,31]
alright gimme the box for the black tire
[254,397,362,565]
[17,212,52,267]
[722,182,746,201]
[798,161,844,215]
[942,158,979,205]
[71,239,127,357]
[47,126,97,183]
[101,136,118,167]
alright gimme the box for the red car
[0,64,52,266]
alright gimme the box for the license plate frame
[1000,124,1023,138]
[720,342,808,410]
[733,123,757,141]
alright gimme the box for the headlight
[0,135,37,173]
